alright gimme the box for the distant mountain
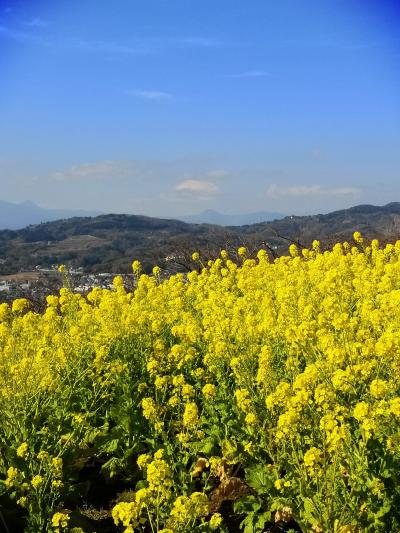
[0,200,101,230]
[178,209,285,226]
[0,202,399,276]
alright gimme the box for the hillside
[0,214,239,274]
[0,203,399,275]
[241,202,400,249]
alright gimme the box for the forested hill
[240,202,400,243]
[0,214,238,274]
[0,203,399,275]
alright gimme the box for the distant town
[0,265,133,310]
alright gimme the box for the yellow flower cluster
[51,511,70,532]
[2,233,400,530]
[112,451,173,531]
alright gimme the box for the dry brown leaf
[191,457,209,478]
[209,476,253,513]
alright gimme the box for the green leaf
[245,465,273,494]
[101,457,121,478]
[192,435,218,455]
[255,511,271,530]
[99,438,120,453]
[234,495,261,515]
[241,512,256,533]
[302,497,319,524]
[221,439,240,463]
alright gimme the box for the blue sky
[0,0,399,216]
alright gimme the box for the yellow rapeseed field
[1,233,400,532]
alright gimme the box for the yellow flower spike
[12,298,29,314]
[141,397,157,421]
[16,442,29,459]
[209,513,223,530]
[237,246,247,258]
[202,383,217,399]
[183,402,199,427]
[256,249,268,261]
[51,512,70,530]
[31,475,44,489]
[369,379,390,399]
[245,412,258,426]
[137,454,151,469]
[132,259,142,274]
[154,448,164,460]
[5,466,20,489]
[152,265,161,277]
[17,496,27,508]
[353,231,363,244]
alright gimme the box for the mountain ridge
[178,209,285,226]
[0,202,399,275]
[0,200,101,230]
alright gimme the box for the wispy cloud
[0,24,42,44]
[266,184,361,198]
[175,179,218,198]
[229,70,269,78]
[280,37,384,52]
[179,36,223,48]
[0,16,50,43]
[206,169,230,178]
[50,161,140,182]
[24,18,51,28]
[49,159,180,183]
[0,23,228,58]
[0,25,25,40]
[60,35,226,55]
[126,89,172,100]
[48,160,227,185]
[0,24,150,54]
[67,38,149,55]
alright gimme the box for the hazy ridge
[0,202,399,275]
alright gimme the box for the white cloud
[49,160,230,185]
[266,184,361,198]
[127,89,171,100]
[48,159,219,186]
[175,179,218,197]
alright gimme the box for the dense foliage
[1,234,400,532]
